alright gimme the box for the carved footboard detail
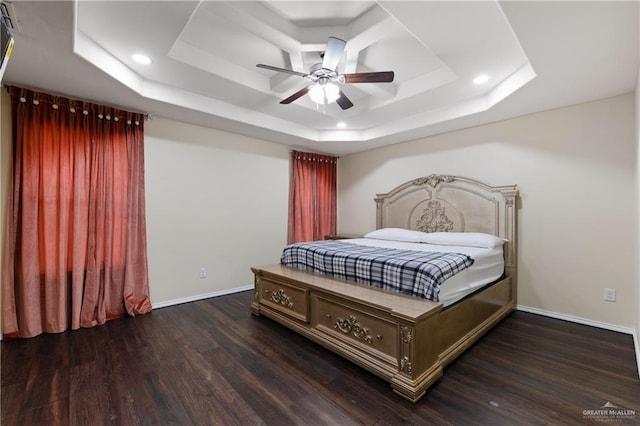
[399,326,413,374]
[251,272,310,322]
[269,288,294,308]
[334,315,373,344]
[315,296,399,364]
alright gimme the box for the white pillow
[363,228,427,243]
[421,232,506,249]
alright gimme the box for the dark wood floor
[2,290,639,425]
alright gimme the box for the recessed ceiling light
[473,74,489,85]
[132,53,152,65]
[336,122,347,128]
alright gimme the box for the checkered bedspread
[280,240,474,301]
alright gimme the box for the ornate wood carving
[416,200,454,232]
[400,356,413,374]
[412,174,455,188]
[334,315,373,344]
[270,289,293,308]
[400,326,413,344]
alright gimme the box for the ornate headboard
[374,174,518,278]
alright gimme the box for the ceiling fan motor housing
[309,63,338,82]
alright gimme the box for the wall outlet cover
[603,288,616,302]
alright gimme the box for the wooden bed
[251,174,518,402]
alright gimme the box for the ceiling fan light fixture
[325,83,340,103]
[308,84,324,104]
[309,81,340,104]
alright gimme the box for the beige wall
[144,117,289,305]
[338,94,637,328]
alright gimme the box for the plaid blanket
[280,240,474,302]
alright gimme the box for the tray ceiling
[3,1,638,155]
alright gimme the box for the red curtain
[2,86,152,339]
[287,150,337,244]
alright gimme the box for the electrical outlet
[199,267,207,279]
[603,288,616,302]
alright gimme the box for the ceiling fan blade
[321,37,346,71]
[280,86,310,104]
[336,91,354,110]
[343,71,395,83]
[256,64,308,78]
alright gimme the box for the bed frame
[251,174,518,402]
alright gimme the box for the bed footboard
[251,264,513,402]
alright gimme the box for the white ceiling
[2,1,638,156]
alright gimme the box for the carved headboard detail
[374,174,518,279]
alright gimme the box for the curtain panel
[287,150,337,244]
[2,86,152,338]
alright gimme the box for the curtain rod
[2,84,151,119]
[288,149,340,158]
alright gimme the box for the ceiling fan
[256,36,395,110]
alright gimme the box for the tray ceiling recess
[73,1,534,150]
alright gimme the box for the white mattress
[339,238,504,307]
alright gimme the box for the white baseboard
[151,285,254,309]
[634,330,640,379]
[516,304,640,379]
[516,305,635,335]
